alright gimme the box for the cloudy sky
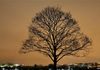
[0,0,100,65]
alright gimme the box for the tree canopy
[21,7,91,70]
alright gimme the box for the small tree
[21,7,91,70]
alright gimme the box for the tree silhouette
[21,7,91,70]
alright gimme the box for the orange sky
[0,0,100,65]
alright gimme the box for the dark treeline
[0,63,100,70]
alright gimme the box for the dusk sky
[0,0,100,65]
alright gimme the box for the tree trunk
[53,45,57,70]
[54,58,57,70]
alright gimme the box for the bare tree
[21,7,91,70]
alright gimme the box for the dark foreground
[0,65,100,70]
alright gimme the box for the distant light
[49,68,52,70]
[10,65,14,68]
[0,65,4,68]
[14,64,20,67]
